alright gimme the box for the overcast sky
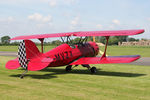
[0,0,150,39]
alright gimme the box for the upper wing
[70,55,140,65]
[75,29,144,37]
[10,29,144,40]
[10,32,75,40]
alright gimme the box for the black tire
[20,76,24,79]
[66,65,72,72]
[90,67,97,73]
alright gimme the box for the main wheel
[66,65,72,72]
[20,76,24,79]
[90,67,97,73]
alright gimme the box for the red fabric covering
[11,29,144,40]
[70,55,140,65]
[5,58,20,70]
[28,57,53,71]
[24,40,41,59]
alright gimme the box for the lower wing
[70,55,140,65]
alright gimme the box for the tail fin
[18,40,41,69]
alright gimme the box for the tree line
[0,35,141,46]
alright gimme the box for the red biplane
[5,29,144,78]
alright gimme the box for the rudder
[18,40,41,69]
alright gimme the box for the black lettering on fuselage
[54,51,73,61]
[54,54,61,60]
[60,53,65,60]
[65,51,69,59]
[69,51,73,57]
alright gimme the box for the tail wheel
[66,65,72,72]
[90,67,97,73]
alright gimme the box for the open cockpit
[60,36,89,48]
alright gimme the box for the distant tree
[115,36,128,43]
[52,40,62,46]
[141,38,147,41]
[87,36,93,41]
[1,36,11,44]
[136,39,139,41]
[128,37,139,42]
[11,41,20,45]
[95,36,100,42]
[99,36,128,45]
[73,37,80,43]
[128,37,136,41]
[108,37,118,45]
[99,36,106,44]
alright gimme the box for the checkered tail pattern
[18,40,28,69]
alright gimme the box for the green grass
[0,56,150,100]
[0,46,18,52]
[0,45,56,52]
[100,46,150,57]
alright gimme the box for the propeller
[98,50,108,56]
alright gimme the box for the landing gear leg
[20,70,28,79]
[65,65,72,72]
[82,64,97,74]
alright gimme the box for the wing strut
[101,36,109,59]
[39,38,44,53]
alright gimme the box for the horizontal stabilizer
[5,58,20,70]
[28,57,53,71]
[70,55,140,65]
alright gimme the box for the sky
[0,0,150,39]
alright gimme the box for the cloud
[0,16,14,22]
[71,16,79,26]
[7,16,14,22]
[27,13,53,28]
[112,19,120,25]
[63,0,79,5]
[96,24,103,29]
[49,0,57,7]
[42,15,52,22]
[28,13,42,21]
[147,18,150,21]
[28,13,52,23]
[48,0,79,7]
[70,16,80,29]
[109,25,115,29]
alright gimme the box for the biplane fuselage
[45,41,99,67]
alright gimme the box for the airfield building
[118,40,150,46]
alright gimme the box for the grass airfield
[0,56,150,100]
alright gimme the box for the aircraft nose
[88,42,99,56]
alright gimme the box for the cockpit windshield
[60,36,88,48]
